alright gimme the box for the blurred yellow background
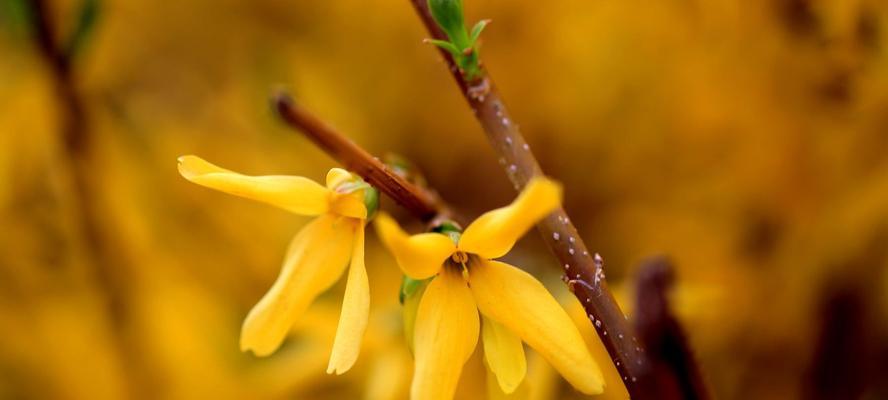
[1,0,887,398]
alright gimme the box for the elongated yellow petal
[468,260,604,395]
[178,155,330,215]
[482,316,527,394]
[374,213,454,279]
[486,367,530,400]
[458,178,562,259]
[327,225,369,374]
[412,270,480,400]
[241,215,356,356]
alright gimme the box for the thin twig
[407,0,653,396]
[273,92,457,224]
[31,0,140,396]
[32,0,84,154]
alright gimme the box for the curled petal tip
[325,364,349,376]
[176,155,207,181]
[239,341,276,358]
[239,340,253,355]
[583,379,605,395]
[176,154,197,165]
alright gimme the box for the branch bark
[274,92,458,225]
[407,0,653,396]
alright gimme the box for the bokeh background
[2,0,888,398]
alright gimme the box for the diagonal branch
[407,0,654,396]
[273,92,459,225]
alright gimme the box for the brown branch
[31,0,142,396]
[32,0,85,154]
[803,283,875,400]
[273,92,457,224]
[408,0,654,396]
[633,257,710,399]
[32,0,110,314]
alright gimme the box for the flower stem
[407,0,657,396]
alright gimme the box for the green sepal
[425,39,461,59]
[363,186,379,220]
[431,220,463,245]
[399,275,427,304]
[469,19,490,46]
[401,275,430,355]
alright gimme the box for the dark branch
[633,257,710,399]
[273,92,456,224]
[30,0,142,395]
[803,284,875,400]
[406,1,678,397]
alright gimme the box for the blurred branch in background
[633,257,709,400]
[28,0,140,395]
[803,284,877,400]
[31,0,84,153]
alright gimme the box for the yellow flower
[177,155,372,375]
[375,177,604,399]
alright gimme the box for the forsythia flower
[177,155,374,374]
[376,177,605,399]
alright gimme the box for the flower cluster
[178,155,373,374]
[376,178,603,398]
[178,155,604,398]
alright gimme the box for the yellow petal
[412,270,480,400]
[374,213,454,279]
[486,367,530,400]
[468,260,604,395]
[330,192,367,219]
[482,316,527,394]
[326,168,367,219]
[241,215,356,356]
[326,167,354,190]
[178,155,330,215]
[327,225,369,374]
[458,178,562,259]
